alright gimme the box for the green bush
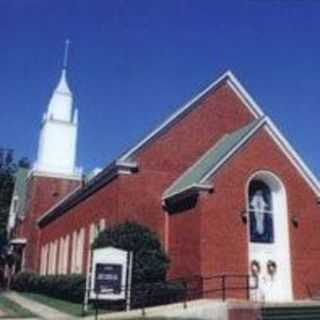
[93,221,170,286]
[11,272,36,292]
[12,272,85,303]
[93,221,185,308]
[132,280,187,308]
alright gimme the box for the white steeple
[46,69,73,122]
[35,40,80,177]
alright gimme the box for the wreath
[250,260,260,276]
[267,260,277,276]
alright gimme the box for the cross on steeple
[63,39,71,70]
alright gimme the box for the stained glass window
[249,180,274,243]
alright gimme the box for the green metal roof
[163,119,262,200]
[12,167,29,217]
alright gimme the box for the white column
[65,235,70,274]
[90,223,95,245]
[58,238,63,274]
[86,224,95,275]
[76,228,84,273]
[48,243,51,274]
[71,232,76,273]
[99,218,106,231]
[52,240,58,275]
[43,245,48,275]
[40,246,44,275]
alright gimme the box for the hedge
[12,272,85,303]
[131,280,187,308]
[12,272,187,308]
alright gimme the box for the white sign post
[85,247,133,311]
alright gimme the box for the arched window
[249,180,274,243]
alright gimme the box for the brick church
[7,59,320,303]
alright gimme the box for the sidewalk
[4,291,76,320]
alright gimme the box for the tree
[0,149,15,256]
[0,149,30,258]
[93,221,170,286]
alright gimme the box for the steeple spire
[35,40,79,177]
[46,40,73,119]
[55,39,72,96]
[63,39,70,70]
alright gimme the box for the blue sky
[0,0,319,176]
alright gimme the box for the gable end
[119,70,264,162]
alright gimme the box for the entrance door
[250,246,278,301]
[248,174,293,302]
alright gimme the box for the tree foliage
[93,221,170,286]
[0,149,15,256]
[0,149,30,259]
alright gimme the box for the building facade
[8,67,320,303]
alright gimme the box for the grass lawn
[19,293,138,317]
[0,294,36,318]
[20,292,91,317]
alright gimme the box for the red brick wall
[21,174,80,272]
[135,83,254,177]
[168,201,202,279]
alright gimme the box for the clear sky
[1,0,319,176]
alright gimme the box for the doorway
[247,171,293,302]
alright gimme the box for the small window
[249,180,274,243]
[12,197,19,213]
[52,191,59,197]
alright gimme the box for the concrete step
[262,305,320,320]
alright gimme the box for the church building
[8,53,320,303]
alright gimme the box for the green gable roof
[163,119,263,201]
[12,167,29,217]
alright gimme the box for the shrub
[92,221,186,308]
[12,272,85,303]
[11,272,36,292]
[93,221,170,286]
[132,280,187,308]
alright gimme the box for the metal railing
[84,273,258,317]
[198,273,256,301]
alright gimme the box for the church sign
[90,247,132,301]
[94,263,122,295]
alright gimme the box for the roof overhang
[10,238,27,245]
[162,183,213,205]
[163,119,265,204]
[37,160,138,227]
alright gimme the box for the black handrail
[85,273,257,316]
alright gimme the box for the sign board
[90,247,131,301]
[95,263,122,294]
